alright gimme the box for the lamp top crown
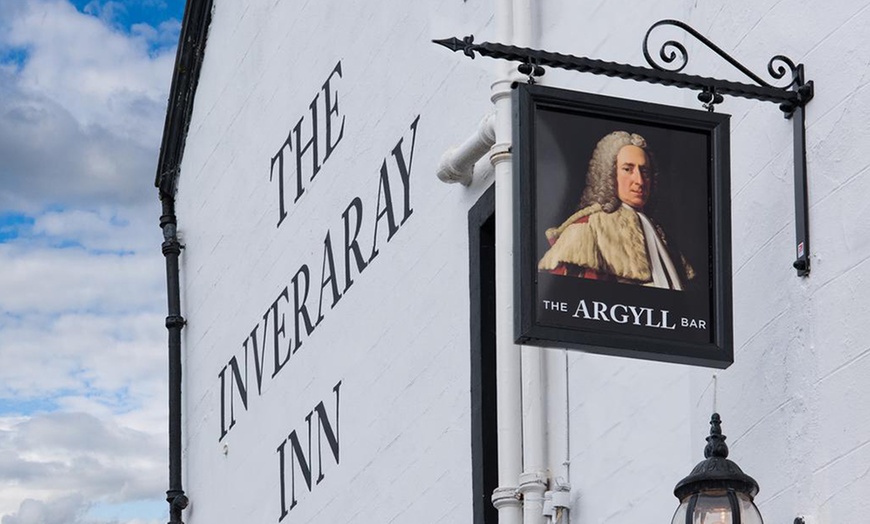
[674,413,760,500]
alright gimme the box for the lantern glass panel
[670,500,689,524]
[671,491,764,524]
[736,492,764,524]
[692,493,733,524]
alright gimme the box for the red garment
[544,215,617,281]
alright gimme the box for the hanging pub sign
[514,84,733,368]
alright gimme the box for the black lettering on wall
[286,413,314,513]
[276,380,343,521]
[369,159,398,263]
[278,412,313,522]
[293,98,320,203]
[322,62,345,159]
[227,353,247,427]
[392,114,420,226]
[221,115,421,442]
[341,197,368,293]
[268,287,291,378]
[218,366,229,440]
[270,138,291,228]
[276,438,290,522]
[217,335,257,441]
[246,322,268,396]
[369,116,421,263]
[270,61,347,228]
[317,231,342,324]
[218,291,284,441]
[314,381,341,483]
[291,265,316,352]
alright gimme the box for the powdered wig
[578,131,658,213]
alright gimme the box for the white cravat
[630,206,683,290]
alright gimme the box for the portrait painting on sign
[514,85,733,368]
[537,129,697,291]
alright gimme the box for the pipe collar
[489,142,512,166]
[492,486,522,509]
[518,470,548,496]
[490,78,516,104]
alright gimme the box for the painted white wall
[175,2,497,523]
[172,1,870,523]
[684,3,870,524]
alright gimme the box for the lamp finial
[704,413,729,459]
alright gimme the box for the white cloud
[0,412,165,519]
[1,492,164,524]
[83,1,126,23]
[6,0,174,140]
[132,19,183,52]
[0,0,178,211]
[0,86,145,210]
[0,310,166,397]
[31,205,162,252]
[0,247,163,313]
[0,1,181,522]
[1,495,95,524]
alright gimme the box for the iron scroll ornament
[434,19,814,277]
[642,19,800,90]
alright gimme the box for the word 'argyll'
[573,299,676,330]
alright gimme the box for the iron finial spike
[432,35,477,58]
[432,37,463,52]
[704,413,729,459]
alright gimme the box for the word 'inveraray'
[218,114,420,441]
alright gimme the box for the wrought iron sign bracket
[434,20,814,276]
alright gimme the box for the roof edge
[154,0,214,199]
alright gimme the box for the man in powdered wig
[538,130,694,290]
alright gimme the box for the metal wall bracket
[435,19,814,276]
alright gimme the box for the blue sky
[0,213,34,243]
[70,0,185,29]
[0,1,186,523]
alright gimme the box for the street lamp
[671,413,764,524]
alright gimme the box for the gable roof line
[155,0,214,199]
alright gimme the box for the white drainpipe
[489,0,524,522]
[510,1,549,523]
[434,2,550,523]
[520,343,548,524]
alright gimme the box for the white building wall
[170,1,870,523]
[175,2,497,523]
[684,3,870,523]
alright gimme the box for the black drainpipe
[161,192,188,523]
[154,1,212,521]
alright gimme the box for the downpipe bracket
[166,490,189,524]
[165,315,187,329]
[167,492,189,510]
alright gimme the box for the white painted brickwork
[173,1,870,523]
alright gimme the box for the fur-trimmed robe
[538,203,694,285]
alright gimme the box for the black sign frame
[514,84,733,368]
